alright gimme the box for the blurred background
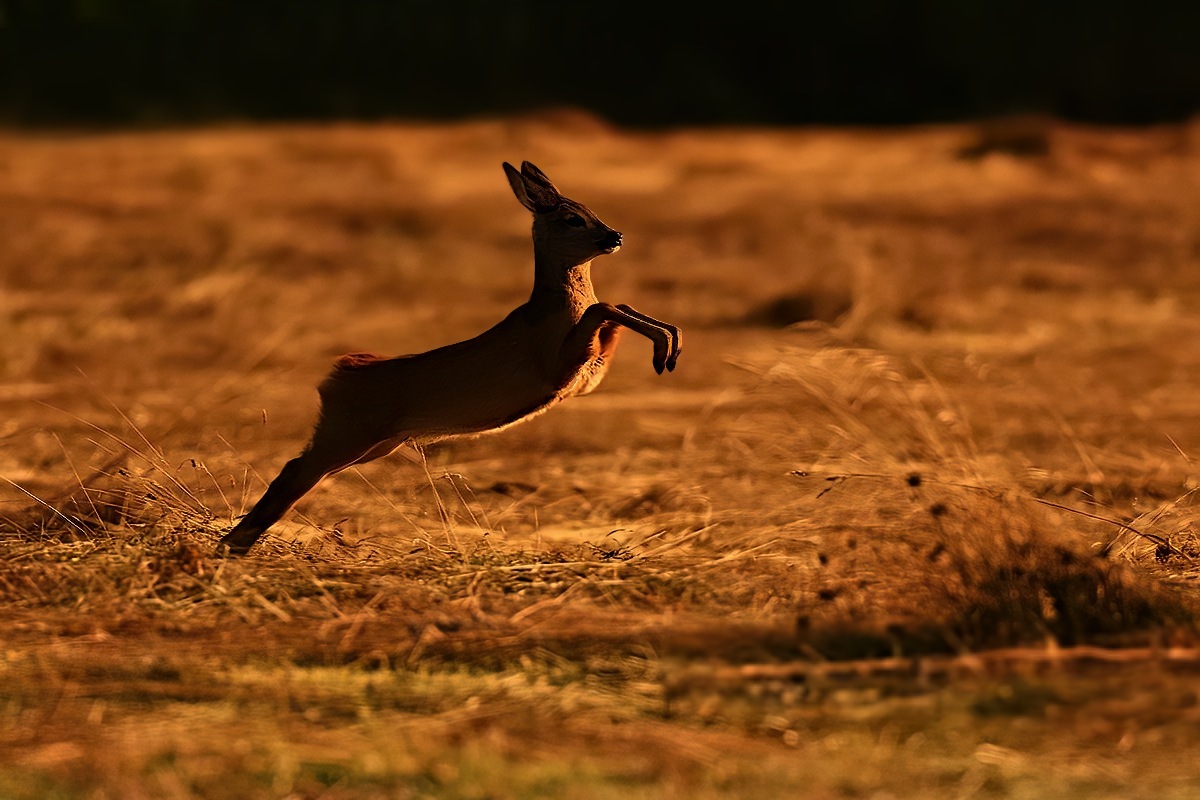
[2,1,1199,127]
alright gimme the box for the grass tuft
[941,513,1193,650]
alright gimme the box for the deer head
[504,161,622,269]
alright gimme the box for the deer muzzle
[602,231,623,253]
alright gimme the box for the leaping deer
[218,161,682,555]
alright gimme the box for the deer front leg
[615,303,682,372]
[561,302,682,377]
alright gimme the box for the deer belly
[426,392,560,437]
[399,366,563,438]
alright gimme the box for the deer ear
[520,161,559,193]
[503,162,537,212]
[518,161,562,212]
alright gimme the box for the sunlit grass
[3,117,1200,796]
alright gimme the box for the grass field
[3,114,1200,798]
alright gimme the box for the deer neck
[529,255,597,319]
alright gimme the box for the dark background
[2,0,1198,127]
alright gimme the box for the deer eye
[564,213,586,228]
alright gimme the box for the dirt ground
[3,114,1200,798]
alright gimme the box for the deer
[217,161,682,555]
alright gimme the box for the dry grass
[3,115,1200,797]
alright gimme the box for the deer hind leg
[217,428,396,556]
[217,451,329,555]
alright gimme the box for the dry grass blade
[1,478,94,539]
[1035,497,1193,561]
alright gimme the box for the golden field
[3,114,1200,798]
